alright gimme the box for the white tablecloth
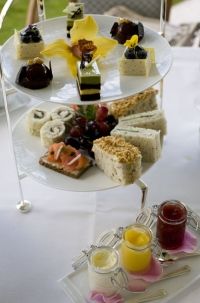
[0,47,200,303]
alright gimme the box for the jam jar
[120,223,153,273]
[156,200,187,250]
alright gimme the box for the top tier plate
[1,15,172,105]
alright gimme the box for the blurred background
[0,0,183,45]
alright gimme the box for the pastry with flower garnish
[14,24,44,59]
[92,136,141,185]
[39,142,92,178]
[63,2,84,38]
[15,57,53,89]
[76,41,101,101]
[41,15,117,77]
[119,35,152,76]
[110,18,144,44]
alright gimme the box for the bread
[40,119,66,148]
[50,106,75,130]
[119,109,167,136]
[26,108,51,136]
[39,152,92,179]
[111,126,161,162]
[108,88,158,119]
[92,136,142,185]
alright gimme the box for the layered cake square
[77,60,101,101]
[63,2,84,38]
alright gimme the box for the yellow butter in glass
[120,224,152,273]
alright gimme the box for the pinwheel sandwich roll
[26,108,51,136]
[40,119,65,148]
[50,106,75,130]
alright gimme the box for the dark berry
[106,115,118,130]
[75,116,87,129]
[135,46,147,59]
[97,121,110,136]
[95,106,108,122]
[69,125,83,138]
[64,136,80,150]
[124,48,136,59]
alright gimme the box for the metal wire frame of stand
[0,0,168,212]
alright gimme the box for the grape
[69,125,83,138]
[106,115,118,130]
[85,120,100,140]
[64,136,80,150]
[97,121,110,136]
[95,106,108,122]
[75,116,87,129]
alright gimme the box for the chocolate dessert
[110,19,144,44]
[16,57,53,89]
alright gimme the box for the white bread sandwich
[108,88,158,119]
[119,109,167,136]
[26,108,51,136]
[40,119,65,148]
[92,136,141,185]
[111,126,161,162]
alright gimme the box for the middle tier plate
[12,102,152,192]
[1,15,172,105]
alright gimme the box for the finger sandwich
[108,88,158,119]
[119,109,167,136]
[92,136,142,185]
[111,126,161,163]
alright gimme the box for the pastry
[15,57,53,89]
[14,24,44,59]
[39,142,92,178]
[118,35,152,76]
[26,108,51,136]
[110,18,144,44]
[92,136,142,185]
[119,109,167,136]
[108,88,158,119]
[63,2,84,38]
[50,106,75,130]
[40,119,65,148]
[76,59,101,101]
[111,126,161,162]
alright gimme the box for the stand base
[16,200,32,213]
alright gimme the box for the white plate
[59,224,200,303]
[12,102,152,192]
[1,15,172,105]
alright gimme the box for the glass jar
[156,200,187,250]
[88,246,126,296]
[120,223,152,273]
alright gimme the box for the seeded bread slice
[39,153,92,179]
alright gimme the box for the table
[0,47,200,303]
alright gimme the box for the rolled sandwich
[111,126,161,162]
[119,109,167,136]
[26,108,51,136]
[50,106,75,130]
[40,119,65,148]
[92,136,142,185]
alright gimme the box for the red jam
[156,200,187,250]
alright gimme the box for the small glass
[156,200,187,250]
[88,246,127,296]
[120,223,153,273]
